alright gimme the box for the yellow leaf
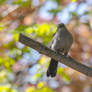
[25,27,33,34]
[26,87,35,92]
[57,67,64,74]
[72,0,76,2]
[13,33,19,41]
[0,24,6,31]
[37,82,44,89]
[39,56,45,65]
[39,56,50,65]
[37,24,51,35]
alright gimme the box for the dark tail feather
[47,59,58,77]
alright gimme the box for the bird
[46,23,73,77]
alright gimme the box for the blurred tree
[0,0,92,92]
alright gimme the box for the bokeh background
[0,0,92,92]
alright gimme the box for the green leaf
[56,0,61,5]
[13,0,31,7]
[13,33,19,41]
[15,25,28,32]
[48,9,61,15]
[25,27,34,34]
[13,0,23,5]
[0,0,6,5]
[72,12,77,16]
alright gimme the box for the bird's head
[58,23,65,28]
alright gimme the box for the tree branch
[19,33,92,77]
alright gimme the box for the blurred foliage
[26,82,53,92]
[72,0,77,2]
[0,0,92,92]
[57,68,70,82]
[26,86,53,92]
[13,0,31,8]
[0,0,6,5]
[0,84,17,92]
[0,24,6,31]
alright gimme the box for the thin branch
[19,33,92,77]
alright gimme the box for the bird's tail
[47,59,58,77]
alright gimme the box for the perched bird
[47,23,73,77]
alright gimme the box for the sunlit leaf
[0,85,17,92]
[37,81,45,89]
[26,87,35,92]
[39,56,48,65]
[0,24,6,31]
[36,73,41,78]
[13,33,19,41]
[72,0,76,2]
[0,58,3,64]
[36,24,51,36]
[57,68,70,83]
[3,57,15,69]
[13,0,23,5]
[57,67,64,74]
[25,27,34,34]
[13,0,31,7]
[31,72,41,82]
